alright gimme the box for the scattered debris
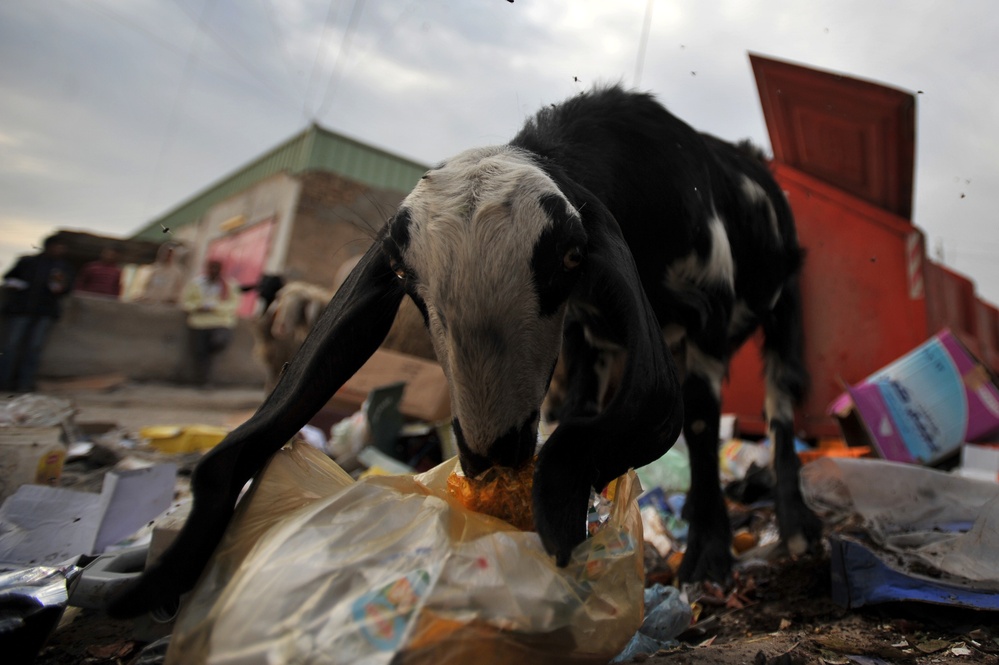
[6,380,997,665]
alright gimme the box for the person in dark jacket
[0,235,74,392]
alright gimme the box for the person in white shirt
[181,258,240,386]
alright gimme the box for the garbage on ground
[67,545,149,611]
[139,424,228,454]
[635,435,690,494]
[635,439,690,588]
[326,348,451,423]
[166,442,645,664]
[828,534,999,610]
[797,437,871,465]
[0,463,176,566]
[956,442,999,482]
[327,382,449,475]
[0,559,81,665]
[1,395,77,504]
[720,437,773,484]
[611,584,692,662]
[295,423,327,451]
[638,487,686,560]
[829,328,999,465]
[800,456,999,610]
[0,426,66,505]
[0,394,76,428]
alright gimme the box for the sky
[2,0,998,301]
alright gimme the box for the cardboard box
[0,426,66,504]
[830,329,999,465]
[328,348,451,423]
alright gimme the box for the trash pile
[4,328,999,663]
[0,394,186,664]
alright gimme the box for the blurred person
[75,244,123,297]
[0,235,74,392]
[181,258,239,386]
[138,243,186,304]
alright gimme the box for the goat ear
[534,183,684,566]
[107,241,405,617]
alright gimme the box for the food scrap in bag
[445,457,535,531]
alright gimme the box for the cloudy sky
[2,1,998,301]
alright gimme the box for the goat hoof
[777,500,824,557]
[678,529,733,584]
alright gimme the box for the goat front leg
[677,358,732,584]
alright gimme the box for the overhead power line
[304,0,343,120]
[314,0,366,120]
[170,0,298,103]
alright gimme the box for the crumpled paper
[166,442,645,665]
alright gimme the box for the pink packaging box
[829,330,999,465]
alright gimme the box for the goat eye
[562,246,583,271]
[389,258,407,280]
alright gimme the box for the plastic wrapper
[167,442,645,664]
[0,559,81,663]
[800,457,999,589]
[0,394,75,428]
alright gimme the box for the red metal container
[723,164,929,438]
[721,55,999,439]
[973,299,999,374]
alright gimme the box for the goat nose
[486,411,540,469]
[452,418,492,477]
[452,412,539,477]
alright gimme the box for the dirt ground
[642,553,998,664]
[16,378,999,664]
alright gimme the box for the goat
[108,85,822,617]
[252,278,437,392]
[252,281,334,392]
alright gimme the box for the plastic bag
[800,457,999,589]
[166,442,645,664]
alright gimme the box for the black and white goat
[109,86,821,617]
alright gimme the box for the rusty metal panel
[750,53,916,219]
[925,260,979,348]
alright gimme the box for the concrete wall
[38,294,267,387]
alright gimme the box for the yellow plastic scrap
[140,424,228,454]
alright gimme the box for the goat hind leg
[762,269,823,557]
[766,380,823,556]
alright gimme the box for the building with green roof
[130,124,429,315]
